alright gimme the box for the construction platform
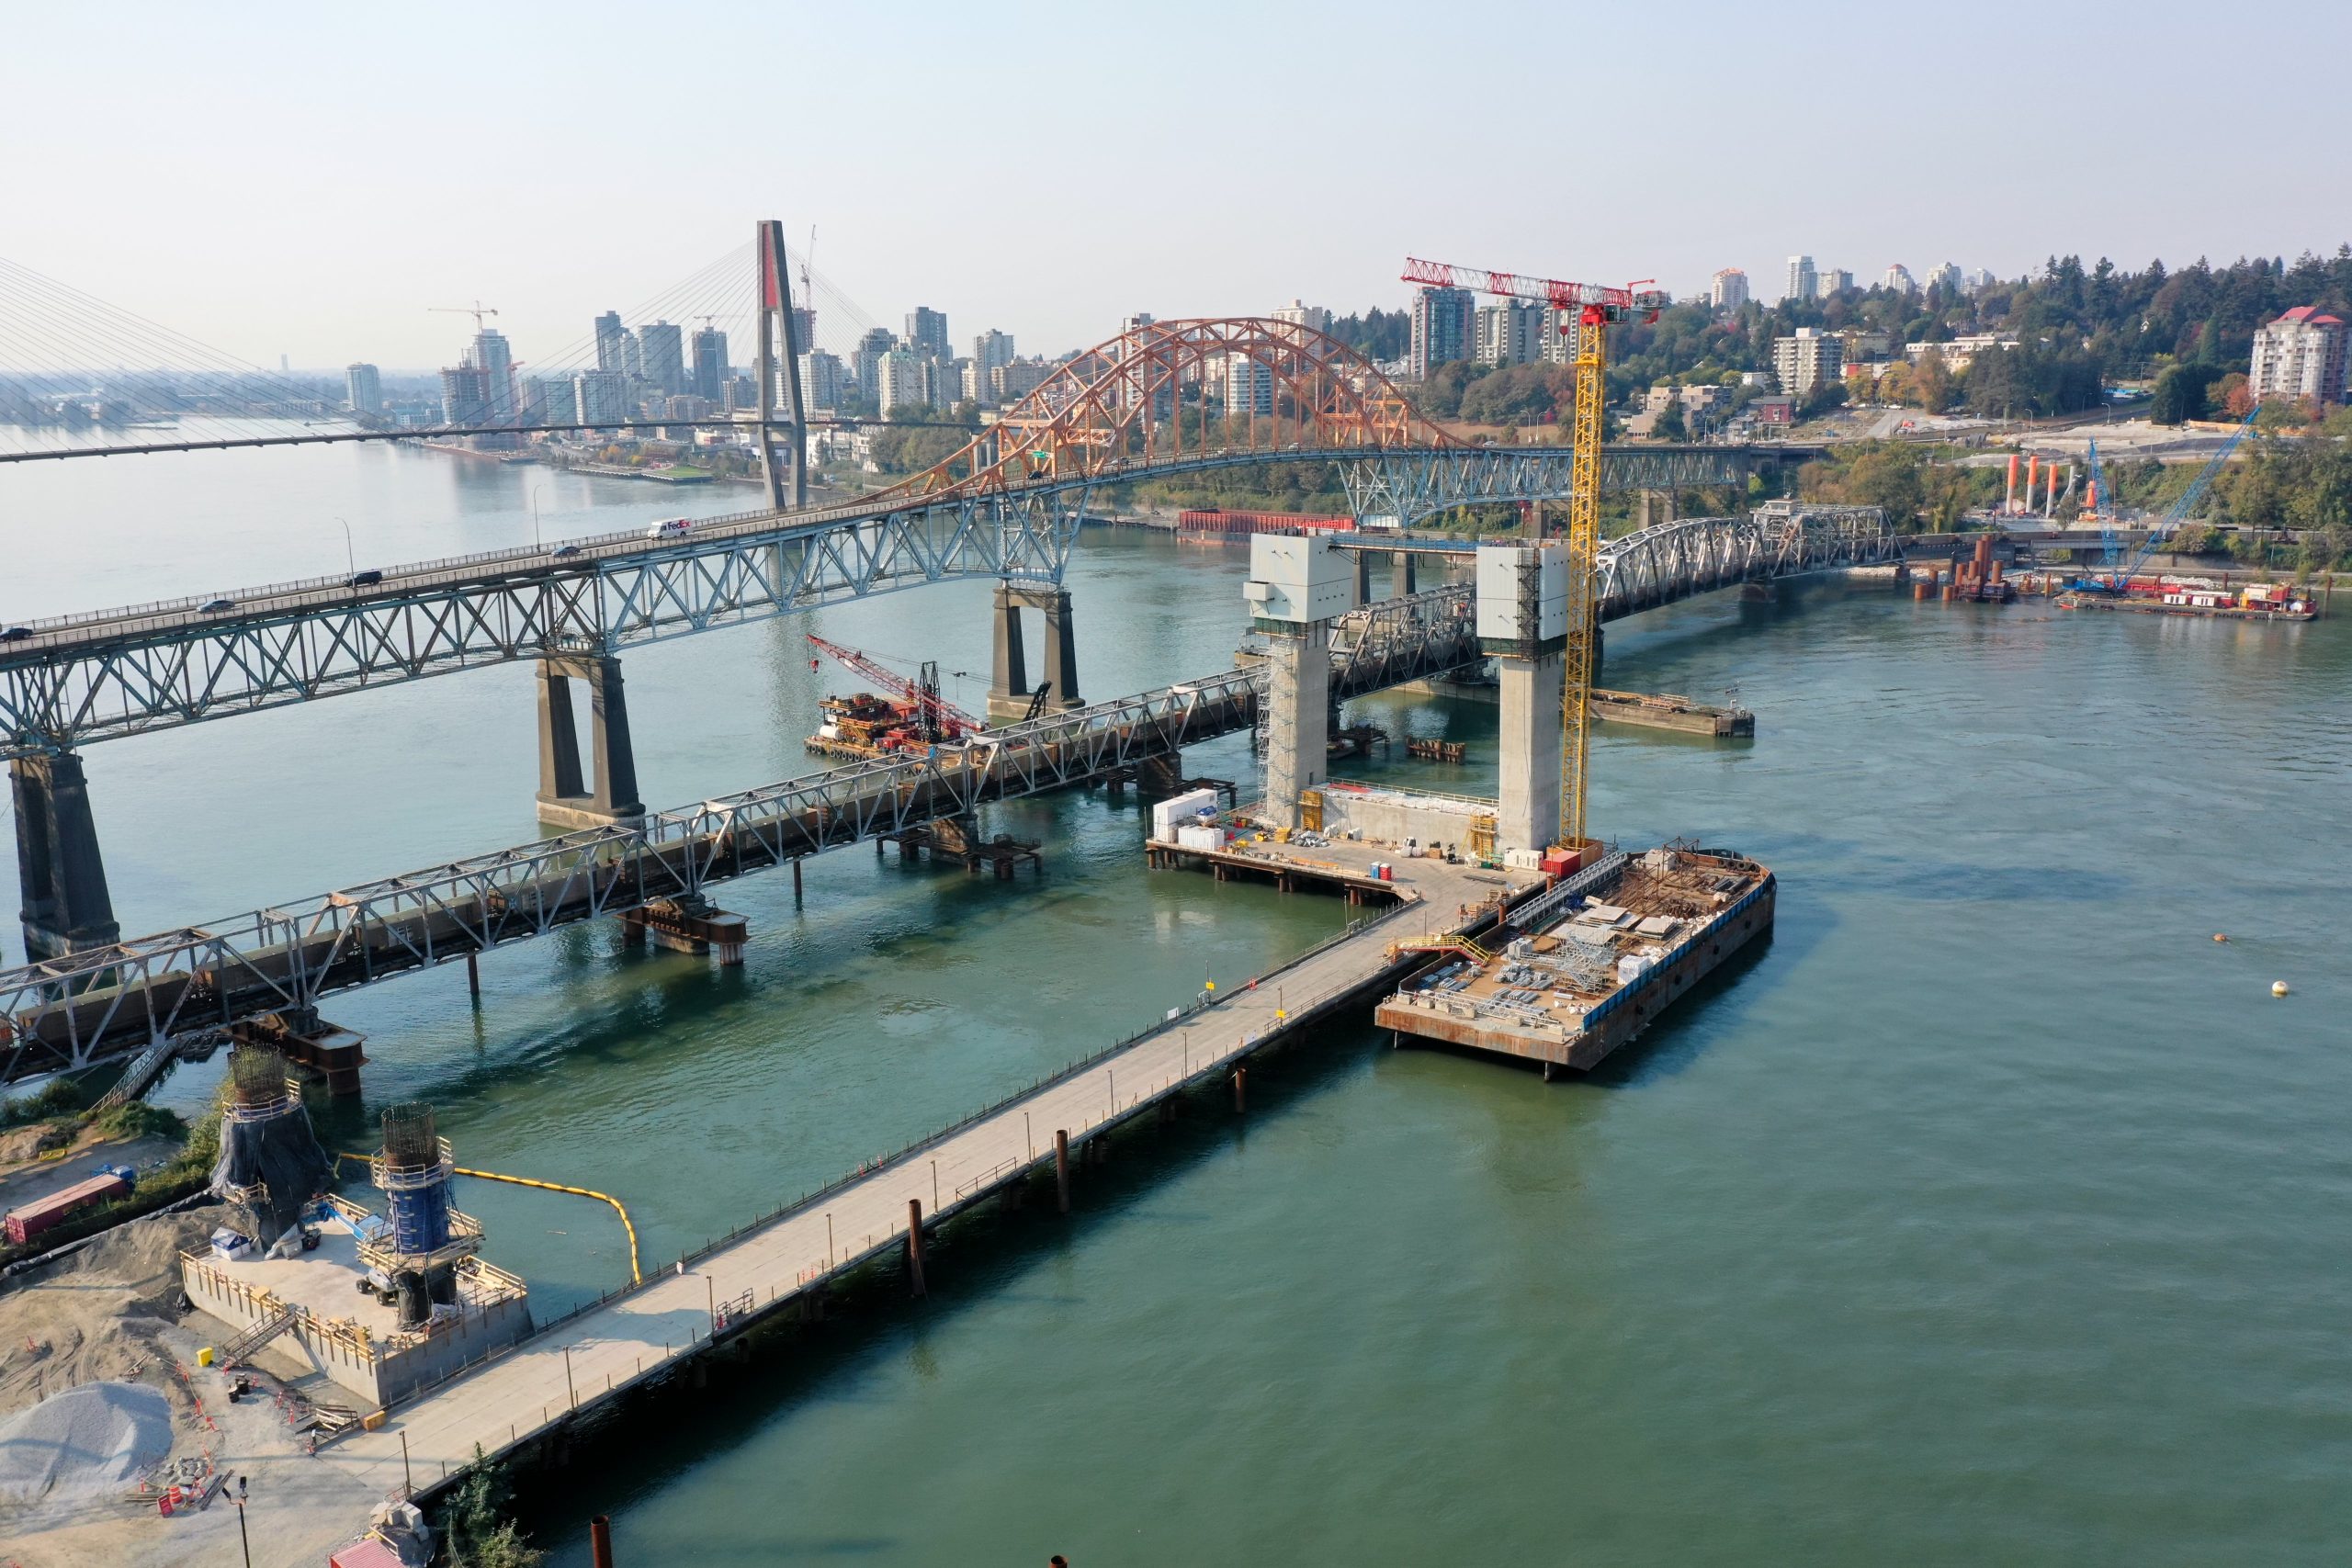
[181,1197,532,1407]
[1375,844,1774,1077]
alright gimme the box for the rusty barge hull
[1375,850,1774,1075]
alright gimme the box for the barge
[2055,582,2317,622]
[1589,687,1754,738]
[1374,843,1773,1077]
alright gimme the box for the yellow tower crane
[1400,258,1667,852]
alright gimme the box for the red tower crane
[806,635,983,743]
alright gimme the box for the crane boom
[806,635,982,739]
[2109,408,2258,588]
[1401,256,1667,851]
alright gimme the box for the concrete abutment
[536,654,646,829]
[986,582,1082,723]
[9,750,119,963]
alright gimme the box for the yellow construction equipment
[1400,258,1668,850]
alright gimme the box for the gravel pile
[0,1380,173,1505]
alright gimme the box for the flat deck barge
[1375,844,1774,1075]
[1589,687,1755,738]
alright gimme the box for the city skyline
[5,1,2348,369]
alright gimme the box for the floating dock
[1375,844,1774,1077]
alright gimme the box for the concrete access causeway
[307,848,1537,1506]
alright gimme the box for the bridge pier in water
[536,654,646,829]
[9,750,120,964]
[1259,621,1331,832]
[986,583,1083,724]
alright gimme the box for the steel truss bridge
[0,441,1755,758]
[0,587,1476,1081]
[0,501,1903,1082]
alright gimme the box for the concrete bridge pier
[1495,651,1564,855]
[1247,536,1351,830]
[987,583,1082,723]
[537,654,646,829]
[9,750,120,964]
[1396,551,1419,594]
[1137,754,1185,797]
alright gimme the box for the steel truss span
[0,443,1746,759]
[0,588,1480,1082]
[1600,502,1901,614]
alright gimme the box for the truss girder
[0,442,1775,757]
[0,594,1483,1080]
[0,492,1088,757]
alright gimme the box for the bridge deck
[311,850,1529,1503]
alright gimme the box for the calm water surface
[4,446,2347,1565]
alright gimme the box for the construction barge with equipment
[1375,843,1774,1077]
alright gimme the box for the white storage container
[1151,787,1220,841]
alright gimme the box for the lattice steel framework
[883,319,1450,501]
[0,591,1483,1080]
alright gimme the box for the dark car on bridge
[347,570,384,588]
[200,598,236,613]
[0,626,31,642]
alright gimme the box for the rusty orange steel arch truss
[876,318,1464,502]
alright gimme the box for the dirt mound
[0,1204,224,1420]
[0,1380,173,1505]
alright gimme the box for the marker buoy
[2271,981,2290,998]
[2213,933,2228,942]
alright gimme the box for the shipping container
[5,1171,132,1245]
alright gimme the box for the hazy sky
[6,0,2347,370]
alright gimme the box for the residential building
[852,327,895,396]
[1826,268,1854,296]
[923,356,964,408]
[1962,267,1996,293]
[575,369,628,426]
[2248,306,2349,405]
[638,321,685,396]
[876,348,928,414]
[1408,286,1475,378]
[619,330,642,381]
[469,328,517,420]
[1710,268,1750,311]
[1225,352,1274,416]
[724,375,757,412]
[662,394,715,421]
[344,363,382,415]
[972,329,1015,386]
[1771,327,1842,399]
[526,375,577,426]
[799,350,845,410]
[1539,309,1581,366]
[1927,262,1964,293]
[1903,333,2017,373]
[791,307,815,353]
[1475,299,1546,367]
[994,358,1051,402]
[1784,255,1818,304]
[594,311,626,373]
[1272,299,1331,335]
[691,327,729,402]
[1749,395,1795,425]
[1882,264,1917,295]
[1838,329,1892,360]
[439,365,494,427]
[905,308,950,361]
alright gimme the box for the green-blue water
[6,446,2348,1564]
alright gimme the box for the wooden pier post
[906,1199,926,1298]
[792,859,803,901]
[1054,1129,1071,1213]
[1232,1066,1248,1113]
[591,1516,616,1568]
[466,952,481,1001]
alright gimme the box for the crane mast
[1400,257,1667,850]
[806,634,981,742]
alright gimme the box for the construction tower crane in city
[1401,257,1668,850]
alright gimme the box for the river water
[5,443,2348,1565]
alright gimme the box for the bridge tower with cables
[754,219,811,509]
